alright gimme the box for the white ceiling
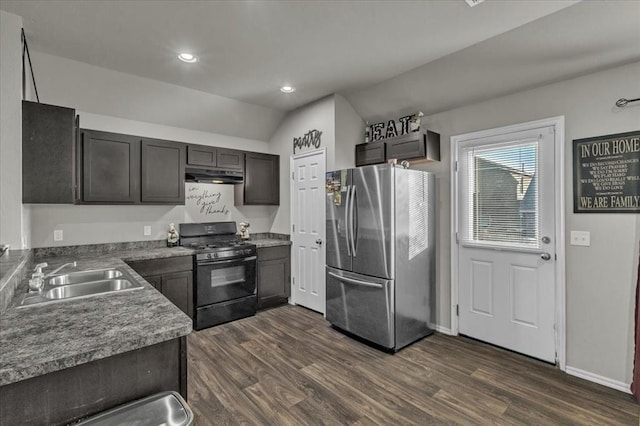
[2,0,638,137]
[2,0,581,114]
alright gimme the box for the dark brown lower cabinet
[127,257,194,318]
[257,245,291,309]
[0,337,187,426]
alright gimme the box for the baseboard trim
[434,325,453,335]
[565,366,631,394]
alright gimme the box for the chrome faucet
[28,261,77,293]
[47,261,77,277]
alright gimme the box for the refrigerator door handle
[351,185,358,256]
[328,272,383,289]
[344,185,351,256]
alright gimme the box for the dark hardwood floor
[187,305,638,425]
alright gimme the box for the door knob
[540,252,551,261]
[316,239,323,245]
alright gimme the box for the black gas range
[179,222,257,330]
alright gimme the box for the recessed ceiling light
[178,53,198,63]
[280,86,295,93]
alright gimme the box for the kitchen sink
[18,268,144,307]
[47,269,123,285]
[45,279,139,299]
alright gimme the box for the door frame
[450,116,566,370]
[289,148,327,314]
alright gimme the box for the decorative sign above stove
[185,183,230,217]
[573,130,640,213]
[293,129,322,154]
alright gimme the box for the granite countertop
[252,239,292,248]
[0,246,194,386]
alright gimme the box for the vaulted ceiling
[2,0,639,138]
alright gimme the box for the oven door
[196,256,257,307]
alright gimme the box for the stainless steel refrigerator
[325,164,435,351]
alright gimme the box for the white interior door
[291,150,326,314]
[455,125,557,363]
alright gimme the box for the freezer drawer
[326,266,394,349]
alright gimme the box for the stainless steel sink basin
[45,279,138,299]
[19,267,144,307]
[47,269,123,285]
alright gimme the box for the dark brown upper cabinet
[355,142,386,167]
[217,148,244,170]
[80,129,140,203]
[354,130,441,167]
[242,152,280,205]
[141,138,186,204]
[22,101,78,203]
[187,145,216,167]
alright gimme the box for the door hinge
[455,304,459,316]
[292,276,295,286]
[555,254,557,260]
[292,171,294,180]
[292,224,295,232]
[455,232,459,244]
[455,161,458,172]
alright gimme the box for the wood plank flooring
[187,305,639,425]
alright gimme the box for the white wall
[407,61,640,387]
[334,94,364,170]
[269,95,336,234]
[29,51,284,142]
[0,11,24,248]
[25,112,275,247]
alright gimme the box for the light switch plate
[570,231,590,246]
[53,229,63,242]
[143,226,151,236]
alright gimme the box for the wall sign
[366,111,423,142]
[293,129,322,154]
[185,183,230,217]
[573,130,640,213]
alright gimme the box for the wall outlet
[143,225,151,236]
[53,229,64,242]
[570,231,590,246]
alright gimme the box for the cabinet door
[355,142,385,167]
[385,134,426,161]
[244,152,280,205]
[144,274,163,291]
[141,139,186,204]
[81,129,140,203]
[257,247,290,309]
[187,145,216,167]
[162,271,194,318]
[217,148,244,170]
[22,101,77,204]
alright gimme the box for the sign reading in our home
[573,130,640,213]
[366,112,423,142]
[293,129,322,154]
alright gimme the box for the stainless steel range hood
[185,167,243,184]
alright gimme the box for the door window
[461,139,540,249]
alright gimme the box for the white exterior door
[455,125,557,363]
[291,150,326,314]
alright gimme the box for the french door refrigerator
[325,164,435,351]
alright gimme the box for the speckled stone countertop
[250,233,291,248]
[0,246,194,386]
[252,239,292,248]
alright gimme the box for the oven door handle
[197,255,257,266]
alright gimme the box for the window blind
[462,140,540,248]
